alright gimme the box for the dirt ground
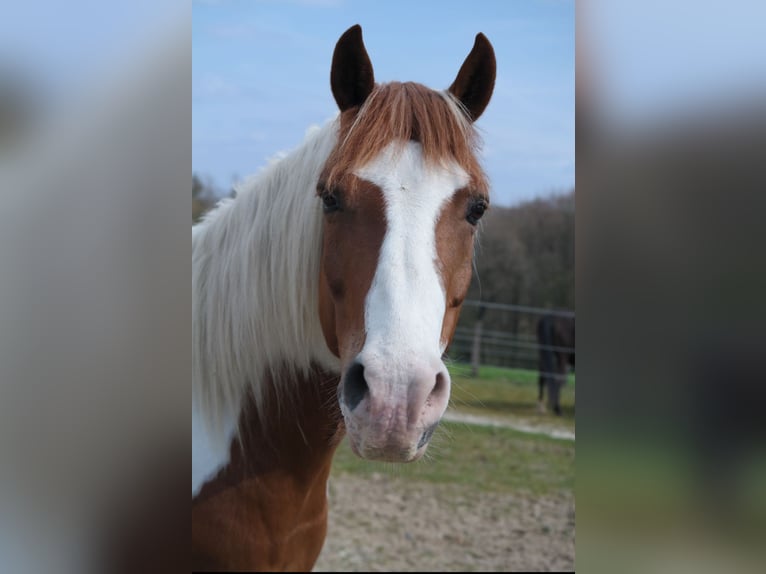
[313,472,575,572]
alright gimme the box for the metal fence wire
[447,299,575,373]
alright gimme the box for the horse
[192,24,496,571]
[536,314,575,416]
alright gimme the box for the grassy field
[329,362,576,495]
[331,421,574,495]
[447,363,576,388]
[447,362,576,433]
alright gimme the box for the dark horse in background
[537,314,575,416]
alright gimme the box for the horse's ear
[331,24,375,112]
[448,33,496,122]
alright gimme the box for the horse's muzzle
[339,357,450,462]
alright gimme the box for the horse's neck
[192,367,344,572]
[239,366,344,476]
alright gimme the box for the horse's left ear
[448,33,496,122]
[331,24,375,112]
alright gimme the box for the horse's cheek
[318,271,340,358]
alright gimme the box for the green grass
[447,362,576,387]
[331,421,574,495]
[446,362,576,432]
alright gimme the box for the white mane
[192,118,341,445]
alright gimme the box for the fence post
[470,305,486,377]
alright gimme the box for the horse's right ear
[331,24,375,112]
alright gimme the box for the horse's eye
[466,198,488,225]
[321,190,341,213]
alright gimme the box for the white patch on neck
[192,397,239,497]
[354,142,469,367]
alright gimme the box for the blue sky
[192,0,575,207]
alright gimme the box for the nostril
[430,370,449,403]
[343,361,368,412]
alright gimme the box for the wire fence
[447,299,575,374]
[461,299,576,319]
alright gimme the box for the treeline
[193,174,214,223]
[468,190,574,310]
[193,173,234,223]
[452,189,575,367]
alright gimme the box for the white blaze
[354,141,468,377]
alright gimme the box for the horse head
[317,25,496,462]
